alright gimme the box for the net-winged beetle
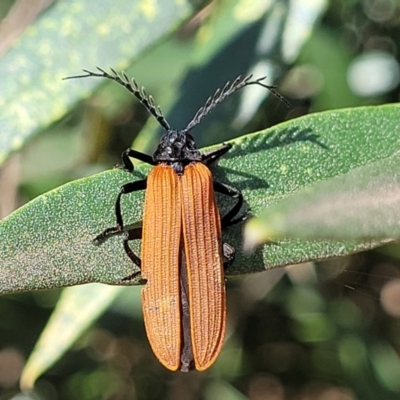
[65,68,287,371]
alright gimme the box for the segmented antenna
[184,74,289,133]
[64,67,171,132]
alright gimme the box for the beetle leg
[202,144,245,227]
[121,230,143,282]
[213,181,244,228]
[119,148,155,172]
[122,228,142,266]
[201,143,232,165]
[93,179,147,244]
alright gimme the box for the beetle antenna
[64,67,171,132]
[184,75,289,132]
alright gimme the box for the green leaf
[0,0,192,165]
[1,104,399,296]
[241,104,400,259]
[0,169,144,294]
[244,153,400,245]
[243,104,400,266]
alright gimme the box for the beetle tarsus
[92,225,122,245]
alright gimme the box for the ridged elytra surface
[141,163,225,371]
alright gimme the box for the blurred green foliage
[0,0,400,399]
